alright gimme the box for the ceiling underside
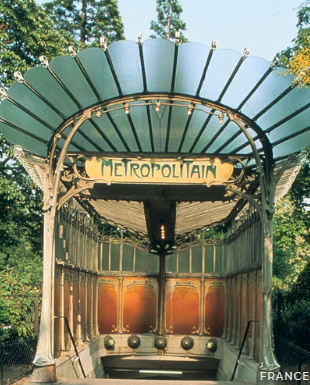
[0,39,309,163]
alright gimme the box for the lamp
[218,113,224,124]
[123,102,130,115]
[155,100,161,112]
[187,103,194,116]
[137,32,142,42]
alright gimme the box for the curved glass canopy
[0,38,308,162]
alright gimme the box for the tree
[44,0,125,46]
[0,0,74,89]
[150,0,188,42]
[277,1,310,86]
[0,0,71,338]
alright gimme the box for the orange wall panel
[98,277,118,334]
[204,279,225,337]
[165,279,200,335]
[122,278,158,333]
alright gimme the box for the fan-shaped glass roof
[0,39,308,162]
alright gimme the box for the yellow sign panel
[84,157,234,185]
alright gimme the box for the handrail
[231,320,260,381]
[54,316,86,378]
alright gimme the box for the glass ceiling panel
[50,55,98,108]
[150,102,169,152]
[109,105,139,152]
[269,108,310,144]
[220,133,247,154]
[237,144,251,155]
[180,105,212,153]
[24,66,78,118]
[8,82,63,129]
[167,102,189,152]
[174,43,209,95]
[128,102,152,152]
[222,56,270,108]
[208,121,240,153]
[241,68,294,118]
[57,137,80,153]
[193,113,229,153]
[273,130,310,159]
[0,100,51,142]
[92,112,127,152]
[143,38,175,93]
[78,120,113,151]
[108,40,143,95]
[62,126,93,152]
[0,121,47,157]
[78,48,119,101]
[257,85,310,129]
[199,49,241,101]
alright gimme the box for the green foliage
[0,0,74,88]
[0,268,40,341]
[150,0,188,42]
[0,136,43,340]
[44,0,125,45]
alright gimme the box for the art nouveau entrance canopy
[0,38,307,243]
[0,38,308,376]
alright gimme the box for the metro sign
[84,157,234,186]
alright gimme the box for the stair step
[57,379,254,385]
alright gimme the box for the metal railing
[54,316,86,378]
[231,320,260,381]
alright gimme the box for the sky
[36,0,302,61]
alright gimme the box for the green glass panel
[135,248,147,272]
[222,57,270,109]
[8,82,63,129]
[205,245,214,273]
[148,253,159,273]
[269,108,310,144]
[0,121,47,156]
[0,100,51,141]
[175,43,209,96]
[220,133,247,154]
[215,245,223,273]
[258,85,310,130]
[102,243,109,270]
[274,130,310,159]
[143,39,175,93]
[178,249,189,273]
[192,114,223,153]
[200,50,241,102]
[192,246,202,273]
[150,100,169,152]
[78,48,119,101]
[167,102,188,152]
[50,55,98,108]
[181,105,213,152]
[78,120,113,151]
[108,41,143,95]
[109,106,139,151]
[129,103,152,152]
[92,112,127,151]
[24,66,78,118]
[241,68,294,119]
[122,244,134,272]
[165,253,176,273]
[111,243,120,271]
[208,121,239,153]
